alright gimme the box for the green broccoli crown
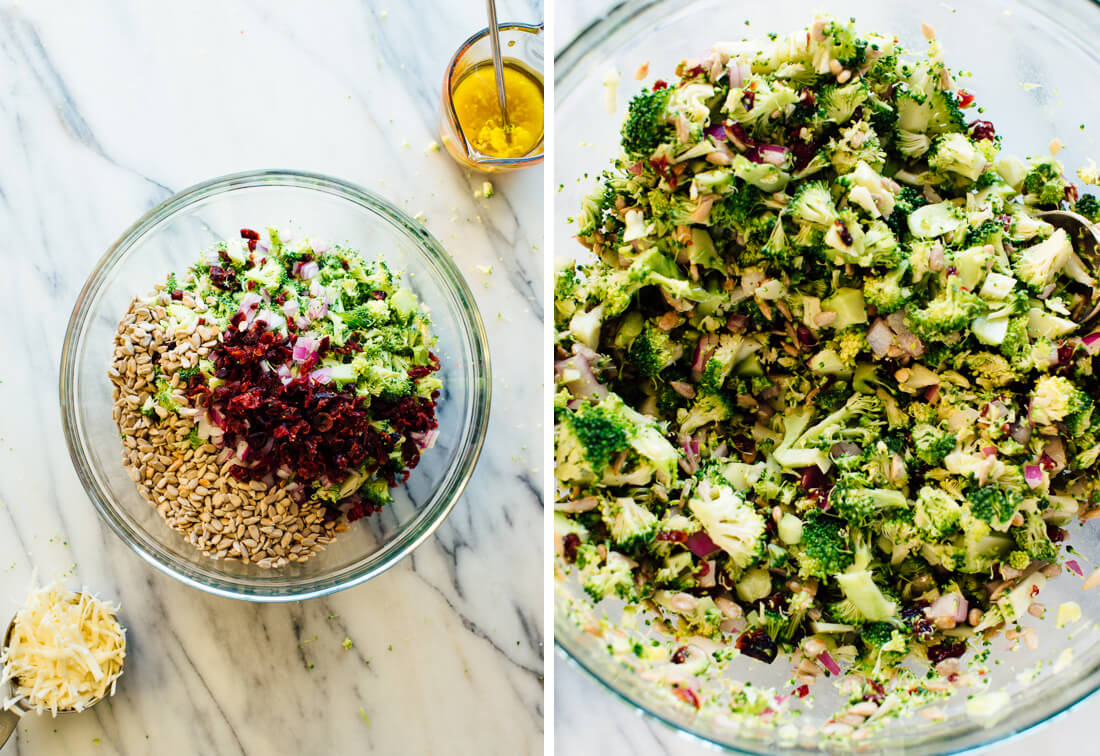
[1075,193,1100,223]
[914,485,963,541]
[862,267,910,313]
[967,485,1022,529]
[795,510,853,580]
[963,351,1018,389]
[859,620,901,649]
[1031,375,1093,435]
[621,87,673,157]
[1006,549,1032,570]
[1022,159,1069,206]
[627,324,678,378]
[566,402,633,474]
[583,553,639,601]
[884,185,927,238]
[828,597,868,625]
[832,328,869,366]
[830,486,909,529]
[601,496,659,551]
[789,181,839,228]
[1012,511,1058,563]
[905,279,984,337]
[911,423,957,467]
[964,219,1004,248]
[710,185,767,239]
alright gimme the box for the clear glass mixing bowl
[555,0,1100,751]
[61,170,491,601]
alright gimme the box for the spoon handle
[485,0,510,127]
[0,708,18,747]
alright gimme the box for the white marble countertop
[0,1,543,754]
[552,1,1100,754]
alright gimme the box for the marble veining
[0,1,543,754]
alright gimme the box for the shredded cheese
[1,582,125,716]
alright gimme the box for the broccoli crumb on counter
[555,11,1100,731]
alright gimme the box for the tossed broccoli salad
[555,15,1100,725]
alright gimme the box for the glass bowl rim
[59,168,492,602]
[553,0,1100,751]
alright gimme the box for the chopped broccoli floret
[1022,158,1069,207]
[627,324,680,378]
[1012,510,1058,563]
[905,279,984,337]
[911,423,957,467]
[914,485,962,541]
[600,496,659,550]
[1031,375,1092,435]
[862,266,910,313]
[1013,229,1072,291]
[583,552,639,601]
[1075,193,1100,223]
[688,480,766,570]
[793,510,853,580]
[621,87,673,157]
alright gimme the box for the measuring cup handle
[0,708,17,747]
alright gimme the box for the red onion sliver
[1066,559,1084,577]
[818,651,841,676]
[685,530,721,559]
[1024,464,1043,488]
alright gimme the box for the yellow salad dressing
[452,61,543,158]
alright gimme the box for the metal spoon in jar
[1036,209,1100,328]
[485,0,511,132]
[1,612,111,747]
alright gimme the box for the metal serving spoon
[1037,209,1100,329]
[1,611,111,747]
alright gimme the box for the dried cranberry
[562,533,580,563]
[672,687,700,708]
[372,290,388,300]
[969,120,996,141]
[741,89,756,110]
[793,684,810,699]
[240,227,260,251]
[900,601,935,641]
[655,530,688,543]
[649,155,677,189]
[208,265,237,290]
[956,90,975,108]
[835,221,853,246]
[795,325,815,348]
[1048,524,1068,543]
[735,628,778,664]
[671,646,690,664]
[652,80,668,91]
[927,642,967,664]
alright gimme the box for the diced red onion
[728,61,751,89]
[1009,421,1031,444]
[1066,559,1084,577]
[281,299,300,316]
[555,355,608,399]
[1083,332,1100,355]
[758,144,789,166]
[924,384,941,403]
[685,530,721,559]
[292,336,320,363]
[310,368,333,384]
[928,592,965,621]
[981,446,997,458]
[705,122,729,141]
[296,315,310,329]
[1024,464,1043,488]
[818,651,841,676]
[306,298,329,321]
[691,334,718,373]
[411,429,439,450]
[239,292,262,321]
[298,261,320,280]
[727,313,749,331]
[255,309,284,331]
[867,318,893,357]
[310,238,331,254]
[235,439,250,462]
